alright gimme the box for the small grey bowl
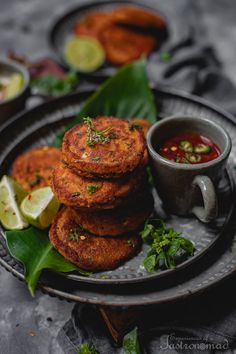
[0,58,30,124]
[147,115,232,222]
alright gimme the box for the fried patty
[72,192,153,236]
[101,25,156,65]
[112,6,167,30]
[73,12,113,40]
[62,116,146,179]
[12,147,61,192]
[49,207,141,271]
[130,118,151,166]
[51,161,146,209]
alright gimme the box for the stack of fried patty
[50,116,153,271]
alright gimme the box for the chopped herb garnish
[86,185,100,195]
[69,228,80,241]
[128,122,143,131]
[100,275,109,279]
[77,343,100,354]
[83,117,115,146]
[71,192,81,197]
[30,71,78,97]
[91,156,101,161]
[125,141,133,148]
[140,220,195,272]
[127,239,135,248]
[29,174,43,188]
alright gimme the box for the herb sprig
[83,117,115,146]
[140,220,195,272]
[30,71,78,97]
[86,185,100,195]
[77,343,99,354]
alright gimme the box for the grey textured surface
[0,0,236,353]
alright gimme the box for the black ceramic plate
[0,87,234,285]
[49,0,169,80]
[0,88,236,306]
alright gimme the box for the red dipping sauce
[159,132,221,164]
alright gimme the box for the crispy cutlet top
[62,116,146,179]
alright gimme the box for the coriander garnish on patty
[86,184,100,195]
[83,117,115,146]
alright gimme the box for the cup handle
[191,175,218,223]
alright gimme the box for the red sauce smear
[158,132,221,164]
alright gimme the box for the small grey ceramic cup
[0,58,30,124]
[147,115,232,223]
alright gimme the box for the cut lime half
[5,73,24,99]
[20,187,60,229]
[0,176,28,230]
[64,36,105,72]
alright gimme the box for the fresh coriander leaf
[77,343,99,354]
[141,221,195,272]
[30,71,78,97]
[71,192,81,197]
[84,117,114,146]
[139,222,154,244]
[68,228,80,241]
[6,227,90,296]
[143,254,156,272]
[86,185,100,195]
[123,327,141,354]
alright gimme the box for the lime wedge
[20,187,60,229]
[5,73,24,99]
[0,176,28,230]
[64,36,105,72]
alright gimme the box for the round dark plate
[0,88,236,306]
[49,0,169,80]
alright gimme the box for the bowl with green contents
[0,58,30,124]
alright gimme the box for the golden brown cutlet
[72,191,153,236]
[73,11,114,40]
[111,6,167,30]
[51,161,146,209]
[62,116,146,179]
[101,25,156,66]
[49,207,141,271]
[11,146,61,192]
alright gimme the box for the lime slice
[5,73,24,99]
[64,36,105,72]
[20,187,60,229]
[0,176,28,230]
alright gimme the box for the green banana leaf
[6,227,90,296]
[53,58,157,146]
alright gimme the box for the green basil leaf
[53,59,156,147]
[6,227,90,296]
[123,327,141,354]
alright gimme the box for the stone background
[0,0,236,353]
